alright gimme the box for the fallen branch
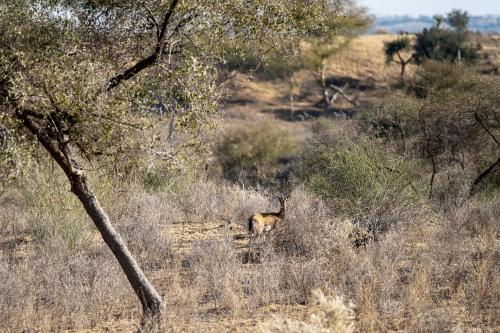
[329,83,360,108]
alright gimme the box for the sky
[357,0,500,16]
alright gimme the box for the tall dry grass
[0,159,498,332]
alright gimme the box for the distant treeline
[371,15,500,33]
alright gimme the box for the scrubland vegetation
[1,1,499,332]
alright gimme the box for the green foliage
[447,9,470,32]
[216,123,298,186]
[223,43,302,81]
[301,118,419,233]
[299,1,372,110]
[414,12,480,64]
[301,1,372,72]
[384,9,480,74]
[0,0,336,181]
[408,60,467,97]
[222,0,373,84]
[384,36,412,64]
[369,62,500,197]
[358,93,422,151]
[383,35,414,77]
[417,67,500,188]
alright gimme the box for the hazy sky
[357,0,500,16]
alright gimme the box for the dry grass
[1,34,499,333]
[327,34,417,84]
[1,169,498,332]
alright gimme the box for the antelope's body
[248,197,287,241]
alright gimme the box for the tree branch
[470,154,500,195]
[474,111,499,146]
[103,0,180,93]
[329,84,360,107]
[15,108,73,177]
[141,4,160,39]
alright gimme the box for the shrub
[365,63,500,199]
[358,93,422,153]
[260,290,356,333]
[414,11,481,64]
[301,118,421,234]
[216,123,299,186]
[414,65,500,198]
[407,60,467,98]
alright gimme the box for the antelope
[247,195,288,247]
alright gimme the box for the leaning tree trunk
[71,174,164,318]
[18,110,164,324]
[470,155,500,196]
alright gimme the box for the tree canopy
[0,0,338,323]
[414,10,480,64]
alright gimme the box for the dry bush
[187,238,242,313]
[260,290,356,333]
[1,161,498,332]
[184,235,325,314]
[269,177,497,332]
[0,239,132,331]
[110,190,176,270]
[172,177,274,228]
[0,171,175,331]
[273,188,355,269]
[429,199,500,328]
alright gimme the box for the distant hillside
[371,15,500,34]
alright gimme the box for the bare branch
[91,111,146,131]
[474,111,499,146]
[329,83,360,107]
[470,155,500,195]
[141,3,160,39]
[103,0,180,93]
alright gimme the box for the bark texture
[17,109,164,320]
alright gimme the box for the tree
[300,0,372,112]
[384,35,415,78]
[447,9,470,32]
[414,64,500,197]
[433,15,446,29]
[414,10,480,64]
[366,62,500,198]
[0,0,333,325]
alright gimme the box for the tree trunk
[17,110,164,325]
[70,175,164,318]
[400,61,406,78]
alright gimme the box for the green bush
[358,93,422,150]
[301,118,420,234]
[216,123,299,186]
[407,60,467,98]
[414,10,481,64]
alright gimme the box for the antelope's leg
[248,233,254,259]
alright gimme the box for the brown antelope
[247,195,288,247]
